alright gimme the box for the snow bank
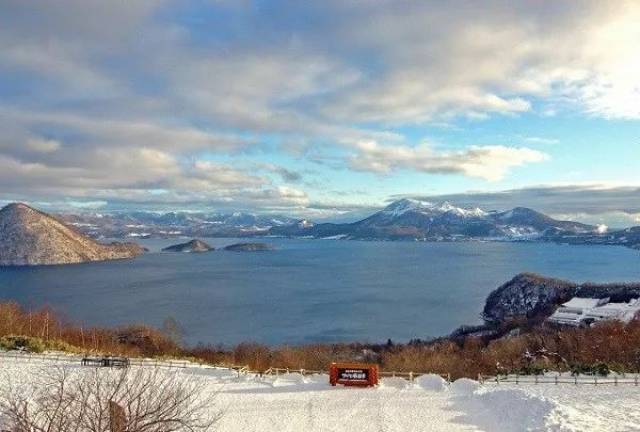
[451,388,557,432]
[379,376,410,389]
[415,374,447,392]
[270,372,307,387]
[449,378,480,396]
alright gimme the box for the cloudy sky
[1,1,639,225]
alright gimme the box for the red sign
[329,362,379,387]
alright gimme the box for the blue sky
[0,1,639,226]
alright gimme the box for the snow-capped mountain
[58,211,297,239]
[269,199,599,241]
[55,199,636,246]
[381,199,487,219]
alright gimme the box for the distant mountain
[0,203,145,266]
[50,199,640,249]
[162,239,214,253]
[567,225,640,250]
[612,227,640,249]
[269,199,599,241]
[58,211,297,239]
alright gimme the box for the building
[547,297,640,326]
[583,299,640,323]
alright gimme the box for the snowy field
[1,357,639,432]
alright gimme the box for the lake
[1,239,639,345]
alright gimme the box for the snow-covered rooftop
[549,296,640,326]
[561,297,608,309]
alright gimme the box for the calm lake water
[1,239,639,345]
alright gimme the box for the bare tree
[0,367,220,432]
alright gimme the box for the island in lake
[162,239,214,253]
[224,242,274,252]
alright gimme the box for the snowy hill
[1,357,638,431]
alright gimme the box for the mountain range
[1,200,639,266]
[58,211,296,239]
[52,198,640,248]
[269,199,603,242]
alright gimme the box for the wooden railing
[4,350,639,386]
[479,372,640,386]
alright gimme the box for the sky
[0,1,639,225]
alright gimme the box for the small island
[224,242,274,252]
[162,239,214,253]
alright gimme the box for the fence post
[535,375,538,385]
[615,375,618,386]
[515,373,519,385]
[594,376,597,386]
[447,373,451,384]
[574,375,578,385]
[635,375,638,386]
[555,376,558,385]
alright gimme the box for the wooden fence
[3,351,640,386]
[479,372,640,386]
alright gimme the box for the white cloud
[25,137,61,153]
[522,136,559,145]
[0,1,639,213]
[349,141,548,181]
[317,1,640,122]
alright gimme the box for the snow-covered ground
[1,358,639,431]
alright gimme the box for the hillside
[0,203,145,266]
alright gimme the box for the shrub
[0,335,46,353]
[3,301,640,379]
[0,367,219,432]
[570,362,610,376]
[516,364,546,376]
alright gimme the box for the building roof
[561,297,608,309]
[550,296,640,326]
